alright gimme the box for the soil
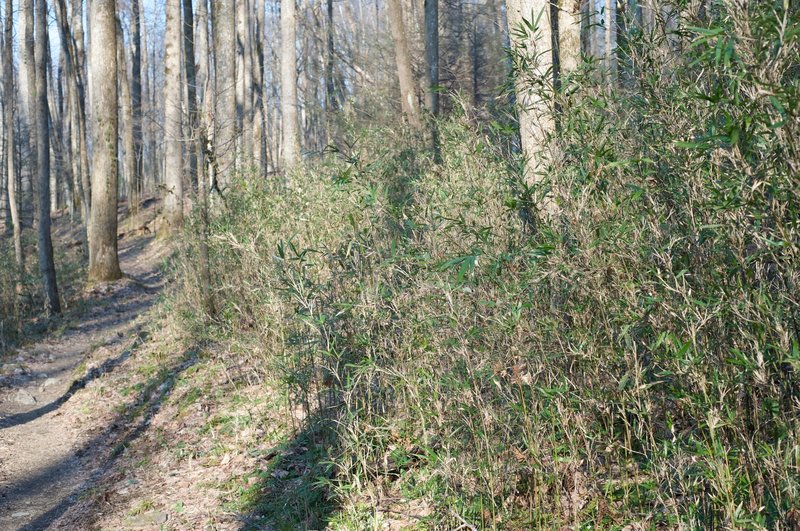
[0,209,170,531]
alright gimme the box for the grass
[1,1,795,529]
[169,3,799,526]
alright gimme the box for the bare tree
[213,0,237,187]
[281,0,300,168]
[183,0,199,189]
[425,0,439,116]
[22,0,36,216]
[163,0,184,230]
[506,0,556,213]
[557,0,581,74]
[386,0,422,128]
[88,0,123,282]
[117,18,136,212]
[34,0,61,312]
[4,0,23,304]
[130,0,144,208]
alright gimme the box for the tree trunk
[195,0,210,190]
[386,0,422,129]
[557,0,582,75]
[22,0,36,221]
[88,0,123,282]
[117,18,136,215]
[424,0,439,115]
[183,0,199,190]
[325,0,337,113]
[54,0,91,225]
[506,0,556,212]
[35,0,61,313]
[253,0,267,175]
[4,0,24,304]
[237,0,254,164]
[130,0,143,209]
[213,0,237,187]
[164,0,184,230]
[280,0,300,168]
[604,0,617,78]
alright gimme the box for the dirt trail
[0,229,170,531]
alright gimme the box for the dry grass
[168,1,799,528]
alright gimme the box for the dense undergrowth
[174,2,798,528]
[0,222,85,349]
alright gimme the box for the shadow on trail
[3,346,200,531]
[0,332,148,429]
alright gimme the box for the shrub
[175,1,799,527]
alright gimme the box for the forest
[0,0,798,529]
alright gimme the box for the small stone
[124,510,168,528]
[11,511,32,518]
[14,389,37,405]
[42,377,60,388]
[13,368,24,376]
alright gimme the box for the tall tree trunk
[237,0,255,164]
[195,0,210,190]
[386,0,422,129]
[69,0,90,212]
[192,0,214,315]
[604,0,617,78]
[253,0,267,175]
[88,0,123,282]
[117,18,136,215]
[4,0,24,304]
[47,52,60,213]
[196,0,210,108]
[557,0,581,75]
[35,0,61,313]
[54,0,91,225]
[130,0,143,209]
[325,0,336,113]
[506,0,557,213]
[213,0,237,187]
[280,0,300,169]
[424,0,439,115]
[183,0,198,189]
[22,0,36,221]
[164,0,184,230]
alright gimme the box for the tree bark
[4,0,24,304]
[213,0,237,187]
[117,18,136,212]
[183,0,199,189]
[506,0,557,212]
[386,0,422,129]
[22,0,36,218]
[54,0,91,225]
[253,0,267,175]
[195,0,210,191]
[325,0,337,113]
[424,0,439,115]
[280,0,300,168]
[164,0,184,230]
[35,0,61,313]
[237,0,254,164]
[130,0,144,209]
[88,0,123,282]
[557,0,581,74]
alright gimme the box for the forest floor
[0,202,180,530]
[0,204,312,530]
